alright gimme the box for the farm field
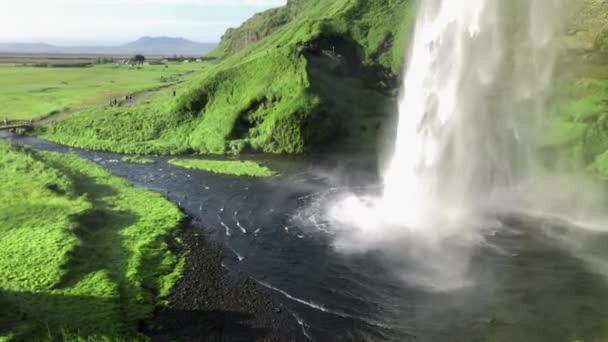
[0,60,206,120]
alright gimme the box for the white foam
[218,214,231,237]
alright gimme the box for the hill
[0,37,215,56]
[42,0,415,154]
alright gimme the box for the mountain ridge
[0,37,215,55]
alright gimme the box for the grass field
[168,158,273,177]
[0,140,184,340]
[0,62,204,120]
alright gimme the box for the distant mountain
[0,43,63,54]
[119,37,214,55]
[0,37,216,56]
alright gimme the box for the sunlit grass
[168,158,273,177]
[0,63,200,120]
[0,140,184,340]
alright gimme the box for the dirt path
[37,71,196,124]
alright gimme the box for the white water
[329,0,570,290]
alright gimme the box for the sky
[0,0,287,45]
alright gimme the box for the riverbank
[0,137,304,341]
[0,140,184,340]
[144,220,303,342]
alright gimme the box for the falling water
[383,0,567,227]
[328,0,569,290]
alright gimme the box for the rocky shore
[144,220,307,341]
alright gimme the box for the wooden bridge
[0,120,34,131]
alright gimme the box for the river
[4,131,608,341]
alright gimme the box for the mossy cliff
[547,1,608,178]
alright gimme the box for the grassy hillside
[0,140,183,340]
[40,0,415,154]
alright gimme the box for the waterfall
[328,0,568,290]
[383,0,566,228]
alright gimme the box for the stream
[5,131,608,341]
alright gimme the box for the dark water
[5,132,608,341]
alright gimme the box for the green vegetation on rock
[168,158,273,177]
[0,140,184,340]
[538,0,608,180]
[121,155,155,164]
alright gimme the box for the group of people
[108,95,134,107]
[108,91,175,107]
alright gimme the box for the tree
[133,54,146,65]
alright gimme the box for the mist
[324,0,608,291]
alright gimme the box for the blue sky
[0,0,287,45]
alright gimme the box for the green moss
[168,158,273,177]
[595,27,608,53]
[0,140,184,340]
[565,0,608,50]
[121,155,155,164]
[588,149,608,179]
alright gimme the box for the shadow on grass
[0,289,267,341]
[54,208,138,290]
[0,289,129,340]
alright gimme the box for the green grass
[121,156,155,164]
[0,140,184,340]
[168,158,273,177]
[0,62,202,120]
[38,0,414,155]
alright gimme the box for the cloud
[0,0,287,43]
